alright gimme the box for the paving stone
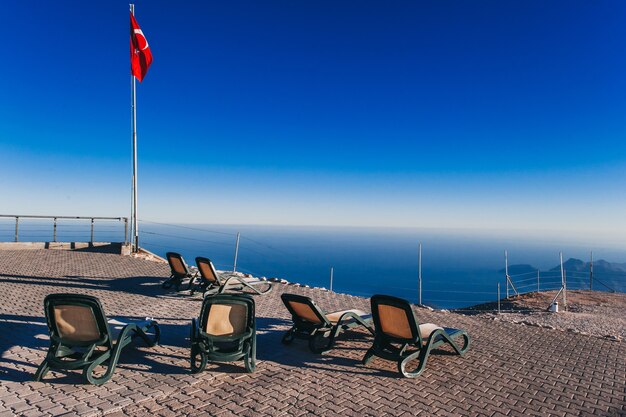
[0,249,624,416]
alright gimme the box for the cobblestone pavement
[0,250,624,416]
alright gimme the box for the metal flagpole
[130,3,139,252]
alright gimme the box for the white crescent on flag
[134,29,149,51]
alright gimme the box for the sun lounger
[34,293,160,385]
[189,293,256,373]
[192,257,272,296]
[281,293,374,353]
[163,252,198,291]
[362,294,470,378]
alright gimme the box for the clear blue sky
[1,1,625,240]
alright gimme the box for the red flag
[130,12,153,82]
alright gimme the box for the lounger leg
[190,342,207,374]
[308,330,333,354]
[244,336,256,373]
[34,359,50,382]
[362,347,376,365]
[131,322,160,347]
[399,348,430,378]
[443,332,470,356]
[281,327,296,345]
[82,351,114,385]
[83,324,142,385]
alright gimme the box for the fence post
[560,251,567,310]
[53,217,57,242]
[124,218,128,244]
[90,218,94,244]
[589,251,593,291]
[418,243,422,305]
[14,217,19,242]
[329,267,334,292]
[504,250,508,299]
[233,232,240,272]
[497,282,501,314]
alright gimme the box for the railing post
[233,232,240,272]
[90,218,94,243]
[53,217,57,242]
[330,267,334,291]
[14,217,19,242]
[124,218,129,244]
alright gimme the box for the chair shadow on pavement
[0,273,201,301]
[0,314,192,384]
[0,313,49,383]
[255,318,460,378]
[0,314,443,383]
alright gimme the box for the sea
[2,218,625,309]
[136,223,626,309]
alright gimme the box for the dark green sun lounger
[34,293,160,385]
[281,293,374,353]
[192,256,272,296]
[190,293,256,373]
[362,294,470,378]
[163,252,198,291]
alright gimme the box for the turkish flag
[130,12,152,82]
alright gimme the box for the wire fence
[2,215,625,311]
[137,222,626,311]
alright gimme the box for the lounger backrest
[44,294,110,346]
[281,293,329,326]
[377,305,413,339]
[287,301,322,324]
[195,257,219,284]
[53,305,101,342]
[199,294,255,338]
[205,304,248,336]
[166,252,188,277]
[371,294,420,343]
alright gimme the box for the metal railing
[0,215,129,244]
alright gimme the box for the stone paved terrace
[0,250,624,417]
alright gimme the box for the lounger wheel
[190,344,207,374]
[308,331,333,354]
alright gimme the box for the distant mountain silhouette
[499,258,626,274]
[549,258,626,273]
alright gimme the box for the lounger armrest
[330,311,375,335]
[442,327,462,337]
